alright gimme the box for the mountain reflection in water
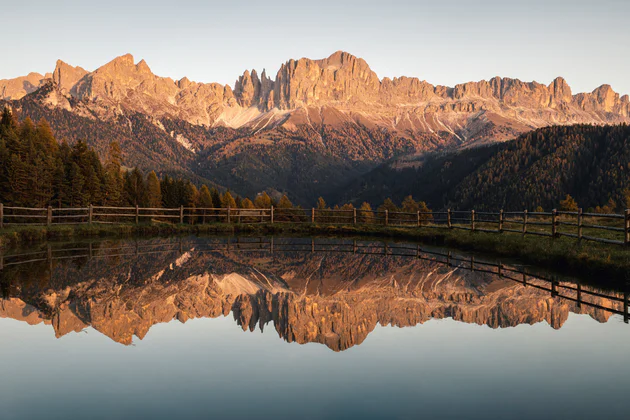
[0,236,627,351]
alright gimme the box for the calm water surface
[0,236,628,420]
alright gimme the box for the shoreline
[0,222,628,282]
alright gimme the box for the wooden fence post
[88,204,93,224]
[385,210,389,226]
[135,205,139,224]
[177,205,183,224]
[311,208,315,223]
[353,208,357,225]
[447,209,452,229]
[471,210,475,231]
[523,210,528,235]
[47,206,52,226]
[625,209,630,246]
[577,208,583,241]
[417,211,420,227]
[552,209,558,238]
[227,206,231,224]
[498,210,504,233]
[0,203,3,229]
[270,206,274,224]
[624,291,629,324]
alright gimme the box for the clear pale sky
[2,0,629,95]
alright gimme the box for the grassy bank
[0,222,628,281]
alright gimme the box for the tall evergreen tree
[124,168,146,206]
[254,192,272,208]
[145,171,162,208]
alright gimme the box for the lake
[1,236,628,420]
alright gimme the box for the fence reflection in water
[1,237,627,323]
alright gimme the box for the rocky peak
[0,72,47,100]
[52,59,88,95]
[177,77,191,89]
[548,76,572,107]
[592,84,618,111]
[234,68,276,109]
[273,51,380,109]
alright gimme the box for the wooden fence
[0,203,628,246]
[1,237,628,322]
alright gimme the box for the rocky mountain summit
[3,51,628,140]
[2,51,629,203]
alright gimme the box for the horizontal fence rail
[1,237,627,322]
[0,203,628,246]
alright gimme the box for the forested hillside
[336,124,630,212]
[0,108,212,209]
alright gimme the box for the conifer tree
[417,201,433,225]
[221,190,236,208]
[124,168,146,206]
[183,182,199,223]
[559,194,578,212]
[145,171,162,208]
[198,185,213,223]
[199,185,213,208]
[221,190,237,223]
[401,195,419,213]
[277,195,293,209]
[358,202,374,224]
[104,142,123,205]
[254,192,272,208]
[210,187,222,209]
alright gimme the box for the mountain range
[2,51,629,204]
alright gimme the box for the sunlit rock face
[0,240,620,351]
[2,51,629,142]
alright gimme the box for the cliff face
[3,51,629,140]
[0,242,619,351]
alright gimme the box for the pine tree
[240,198,255,209]
[277,195,293,209]
[401,195,419,213]
[199,185,213,208]
[183,182,199,223]
[358,202,374,224]
[124,168,145,206]
[104,142,123,205]
[221,190,237,223]
[221,190,237,208]
[198,185,213,223]
[254,192,272,208]
[559,194,578,212]
[67,163,86,207]
[210,187,222,209]
[145,171,162,208]
[417,201,433,225]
